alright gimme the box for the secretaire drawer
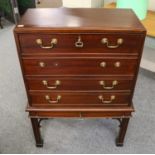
[26,76,133,91]
[19,34,143,54]
[29,92,130,106]
[22,57,138,75]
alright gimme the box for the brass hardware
[75,36,84,48]
[36,38,58,49]
[98,95,115,104]
[100,62,106,68]
[101,38,123,49]
[39,62,46,67]
[114,61,121,68]
[42,80,61,89]
[17,25,24,27]
[45,95,61,104]
[99,80,118,90]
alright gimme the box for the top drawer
[19,34,143,54]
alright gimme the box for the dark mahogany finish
[19,33,142,54]
[29,92,130,106]
[22,57,138,75]
[14,8,146,147]
[26,76,134,91]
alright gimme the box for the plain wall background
[35,0,155,10]
[36,0,104,8]
[35,0,62,8]
[62,0,104,8]
[104,0,155,11]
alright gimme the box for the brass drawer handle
[101,38,123,49]
[98,95,115,104]
[100,62,106,68]
[114,61,121,68]
[36,38,58,49]
[75,36,84,48]
[99,80,118,90]
[39,62,46,67]
[45,95,61,104]
[42,80,61,89]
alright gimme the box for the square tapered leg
[31,118,43,147]
[116,118,130,146]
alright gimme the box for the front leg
[116,118,130,146]
[31,118,43,147]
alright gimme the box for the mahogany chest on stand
[14,8,146,147]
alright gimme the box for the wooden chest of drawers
[14,8,146,147]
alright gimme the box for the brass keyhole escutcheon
[75,36,84,48]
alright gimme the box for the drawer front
[29,92,130,106]
[19,34,142,54]
[26,77,133,91]
[22,58,138,75]
[29,111,132,118]
[30,111,80,118]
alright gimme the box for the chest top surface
[15,8,146,33]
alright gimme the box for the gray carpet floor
[0,20,155,154]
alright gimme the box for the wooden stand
[30,117,130,147]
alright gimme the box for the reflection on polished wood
[104,2,155,37]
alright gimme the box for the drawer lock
[75,36,84,48]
